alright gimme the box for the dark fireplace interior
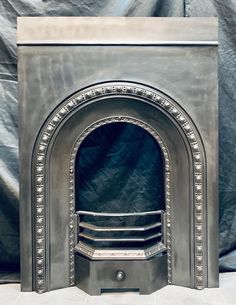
[75,122,165,250]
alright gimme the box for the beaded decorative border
[69,116,172,283]
[33,82,205,292]
[75,241,167,260]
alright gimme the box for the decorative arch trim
[69,117,171,282]
[33,82,205,292]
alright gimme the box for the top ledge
[17,17,218,46]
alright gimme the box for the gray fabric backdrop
[0,0,235,281]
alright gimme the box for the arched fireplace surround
[17,17,218,295]
[32,81,205,292]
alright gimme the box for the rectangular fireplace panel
[17,17,218,293]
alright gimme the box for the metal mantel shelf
[17,17,218,46]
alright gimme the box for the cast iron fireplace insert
[17,17,218,295]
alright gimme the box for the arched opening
[74,122,165,252]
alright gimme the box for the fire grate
[74,210,166,260]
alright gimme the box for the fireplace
[17,17,218,294]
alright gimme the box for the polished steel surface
[76,209,164,259]
[79,232,162,242]
[33,86,204,291]
[77,210,163,217]
[17,17,218,45]
[79,221,162,232]
[17,17,218,294]
[75,253,168,295]
[75,241,166,260]
[116,270,125,281]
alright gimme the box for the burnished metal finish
[116,271,125,281]
[79,232,162,242]
[17,17,218,294]
[76,209,165,260]
[17,17,218,45]
[77,210,163,217]
[70,115,172,288]
[32,86,204,292]
[75,241,166,260]
[78,221,162,232]
[74,253,168,295]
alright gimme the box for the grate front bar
[79,221,161,232]
[79,231,162,242]
[77,210,163,217]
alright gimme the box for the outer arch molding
[33,81,206,293]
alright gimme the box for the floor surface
[0,272,235,305]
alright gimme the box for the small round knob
[116,270,125,281]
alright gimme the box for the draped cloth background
[0,0,235,282]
